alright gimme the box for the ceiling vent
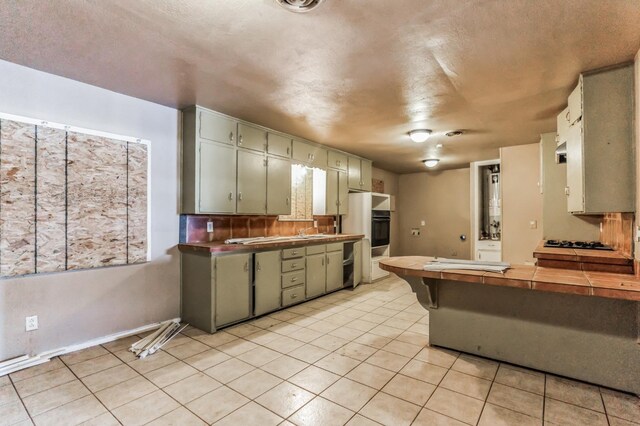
[275,0,325,13]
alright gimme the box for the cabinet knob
[238,135,243,145]
[287,147,290,155]
[256,262,261,271]
[228,192,233,200]
[238,192,243,201]
[564,186,570,196]
[229,132,234,142]
[285,197,289,205]
[244,262,248,272]
[292,263,296,268]
[292,251,298,255]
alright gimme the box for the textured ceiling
[1,0,640,172]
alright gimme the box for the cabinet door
[477,250,501,262]
[328,151,348,171]
[238,123,267,152]
[199,110,236,146]
[360,160,372,192]
[325,170,339,216]
[199,142,236,213]
[348,157,361,190]
[326,250,343,292]
[556,107,570,145]
[338,171,349,215]
[306,253,326,298]
[310,146,328,169]
[353,240,362,288]
[254,251,281,316]
[267,156,291,215]
[568,78,582,125]
[237,150,267,214]
[215,254,251,327]
[292,140,314,165]
[267,133,292,158]
[566,122,584,213]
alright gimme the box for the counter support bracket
[404,276,439,310]
[422,278,438,309]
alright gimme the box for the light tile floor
[2,275,639,426]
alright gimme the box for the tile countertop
[178,233,365,254]
[533,242,633,265]
[379,256,640,302]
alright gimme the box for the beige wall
[540,132,601,241]
[397,169,471,259]
[0,60,180,360]
[372,167,400,256]
[501,144,543,264]
[635,49,640,260]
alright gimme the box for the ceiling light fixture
[409,129,432,143]
[445,130,464,137]
[423,159,440,168]
[275,0,325,13]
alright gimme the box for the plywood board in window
[127,142,147,263]
[0,119,36,276]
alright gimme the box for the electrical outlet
[26,315,38,331]
[206,221,214,233]
[411,228,420,236]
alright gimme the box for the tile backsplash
[180,215,337,243]
[600,212,634,257]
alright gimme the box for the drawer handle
[291,263,296,268]
[291,293,298,299]
[292,251,298,256]
[292,277,297,282]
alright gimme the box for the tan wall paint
[635,49,640,260]
[501,144,544,264]
[397,169,471,258]
[0,60,180,360]
[540,132,601,241]
[372,167,400,256]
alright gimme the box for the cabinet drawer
[282,270,305,289]
[282,248,304,259]
[328,151,347,171]
[306,245,325,255]
[282,259,304,273]
[326,242,343,253]
[282,284,305,306]
[267,133,292,158]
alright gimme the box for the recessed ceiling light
[409,129,432,143]
[445,130,464,137]
[435,143,443,149]
[275,0,325,13]
[423,159,440,168]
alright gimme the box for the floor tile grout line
[8,372,35,425]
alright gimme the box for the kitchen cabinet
[348,157,372,191]
[215,253,252,327]
[328,151,348,172]
[326,247,344,292]
[199,141,236,213]
[306,252,326,298]
[254,251,281,316]
[338,171,349,214]
[237,150,267,214]
[556,106,569,146]
[267,156,291,215]
[198,109,236,146]
[238,123,267,152]
[313,169,349,216]
[353,240,362,288]
[267,132,292,158]
[292,140,328,169]
[564,64,634,214]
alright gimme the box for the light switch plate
[206,221,214,233]
[420,220,426,226]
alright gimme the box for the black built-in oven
[371,210,391,247]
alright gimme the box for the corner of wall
[635,49,640,260]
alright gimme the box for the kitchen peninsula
[379,256,640,395]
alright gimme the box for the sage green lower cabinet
[254,251,281,316]
[237,150,267,214]
[353,240,362,288]
[215,253,252,327]
[306,253,326,298]
[326,248,344,292]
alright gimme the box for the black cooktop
[544,240,614,251]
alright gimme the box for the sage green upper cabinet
[254,251,281,316]
[215,253,252,327]
[267,133,292,158]
[348,156,372,191]
[564,64,634,214]
[199,109,236,146]
[328,151,348,172]
[237,123,267,152]
[338,171,349,215]
[556,106,569,146]
[326,247,344,292]
[267,156,292,215]
[306,252,326,299]
[292,140,327,169]
[199,142,236,213]
[237,150,267,214]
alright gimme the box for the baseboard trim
[0,317,181,377]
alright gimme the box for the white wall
[0,60,180,360]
